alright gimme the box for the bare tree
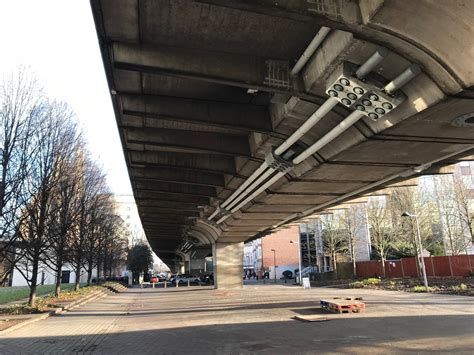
[102,216,128,279]
[434,174,472,255]
[452,174,474,243]
[320,213,348,274]
[16,100,77,306]
[340,204,365,277]
[367,196,395,276]
[83,192,113,285]
[46,130,83,297]
[390,185,439,256]
[0,69,42,284]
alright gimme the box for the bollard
[164,281,167,288]
[176,280,179,287]
[152,282,155,288]
[187,280,190,287]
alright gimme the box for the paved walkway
[1,284,473,354]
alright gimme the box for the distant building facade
[244,226,300,279]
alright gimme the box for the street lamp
[290,240,302,286]
[271,249,277,283]
[401,211,429,289]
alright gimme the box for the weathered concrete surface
[214,241,244,289]
[91,0,474,269]
[1,285,473,353]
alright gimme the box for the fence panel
[356,261,380,278]
[401,258,418,277]
[385,260,403,278]
[450,255,470,276]
[432,256,452,276]
[424,257,435,277]
[355,255,472,278]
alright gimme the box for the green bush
[412,285,432,292]
[364,278,381,285]
[451,283,468,292]
[349,278,382,288]
[349,281,365,288]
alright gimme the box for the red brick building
[261,225,300,279]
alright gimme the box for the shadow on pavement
[1,314,473,354]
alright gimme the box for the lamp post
[401,211,429,289]
[271,249,277,283]
[290,240,302,286]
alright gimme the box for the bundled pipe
[211,47,420,225]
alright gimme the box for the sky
[0,0,132,196]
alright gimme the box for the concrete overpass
[91,0,474,287]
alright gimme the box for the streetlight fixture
[401,211,429,290]
[290,240,302,286]
[271,249,277,283]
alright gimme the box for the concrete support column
[190,258,206,275]
[182,253,190,274]
[213,241,244,289]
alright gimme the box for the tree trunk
[352,256,357,278]
[86,260,93,286]
[54,255,63,297]
[381,255,386,277]
[331,251,337,274]
[103,258,107,281]
[96,260,101,283]
[74,257,82,291]
[351,238,357,277]
[55,269,61,297]
[29,255,39,307]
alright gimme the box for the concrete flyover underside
[91,0,474,281]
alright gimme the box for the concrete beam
[141,74,272,104]
[135,199,201,211]
[197,0,361,25]
[120,94,273,133]
[132,167,226,188]
[113,42,271,91]
[332,140,473,166]
[137,207,201,217]
[111,41,321,101]
[129,151,236,175]
[125,127,251,157]
[134,181,217,198]
[138,213,196,222]
[134,190,211,204]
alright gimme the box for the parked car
[200,273,214,284]
[170,274,201,285]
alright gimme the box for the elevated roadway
[91,0,474,287]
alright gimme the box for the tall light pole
[271,249,277,283]
[290,240,302,286]
[401,211,429,289]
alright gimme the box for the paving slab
[0,284,473,354]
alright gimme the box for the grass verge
[0,284,103,315]
[0,283,77,305]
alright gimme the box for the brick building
[260,225,300,279]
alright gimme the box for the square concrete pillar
[213,241,244,289]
